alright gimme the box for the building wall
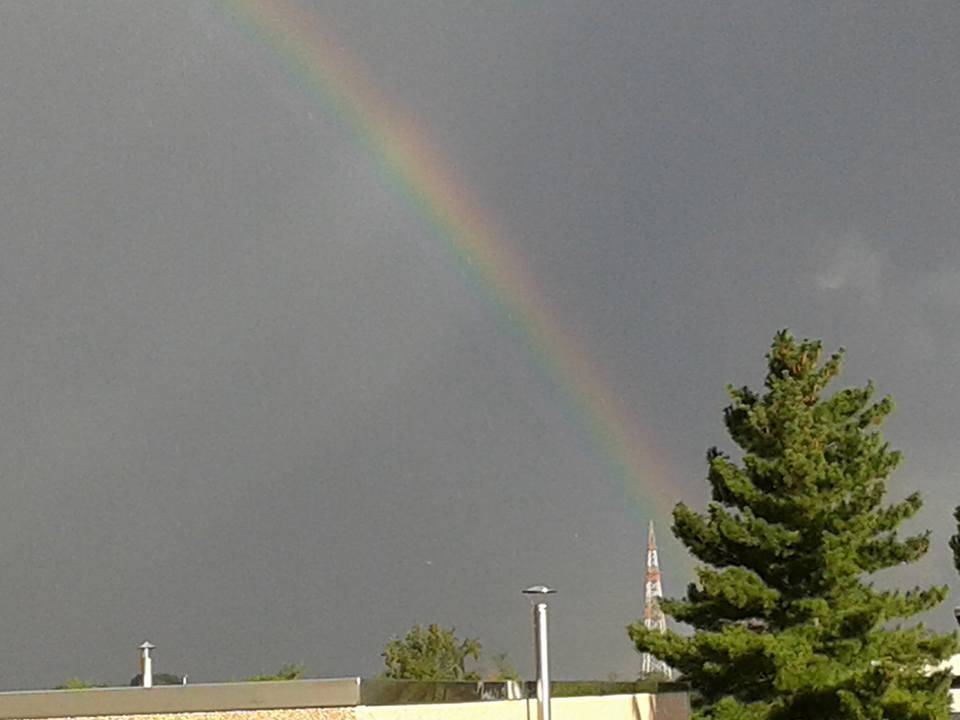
[9,712,356,720]
[5,693,689,720]
[358,694,654,720]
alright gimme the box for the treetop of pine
[629,330,955,720]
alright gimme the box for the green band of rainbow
[218,0,684,523]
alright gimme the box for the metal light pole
[522,585,556,720]
[139,641,155,688]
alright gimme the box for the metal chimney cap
[522,585,557,595]
[139,641,155,650]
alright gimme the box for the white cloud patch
[815,234,884,299]
[920,268,960,307]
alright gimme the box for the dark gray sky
[1,0,959,689]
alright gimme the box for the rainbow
[217,0,686,522]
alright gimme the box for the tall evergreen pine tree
[630,331,955,720]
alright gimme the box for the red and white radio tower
[641,520,672,678]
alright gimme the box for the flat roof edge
[0,678,362,719]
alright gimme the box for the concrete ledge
[0,679,362,719]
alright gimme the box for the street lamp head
[953,606,960,628]
[522,585,557,602]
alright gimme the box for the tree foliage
[244,663,305,682]
[128,672,185,686]
[485,652,520,682]
[57,678,101,690]
[949,507,960,577]
[382,624,481,681]
[629,331,955,720]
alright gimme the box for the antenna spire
[641,521,672,679]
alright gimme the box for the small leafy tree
[629,331,955,720]
[128,672,185,686]
[486,652,520,682]
[244,663,305,682]
[382,624,481,681]
[57,678,101,690]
